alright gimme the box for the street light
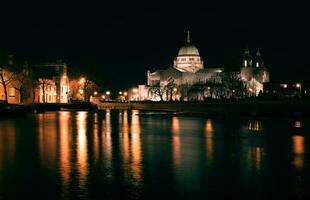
[79,77,85,84]
[106,91,111,100]
[94,91,98,96]
[296,83,302,98]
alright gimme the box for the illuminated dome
[178,44,200,56]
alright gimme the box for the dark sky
[0,1,309,92]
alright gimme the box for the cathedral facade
[137,32,269,101]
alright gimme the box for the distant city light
[106,91,110,95]
[173,87,177,92]
[296,83,301,88]
[101,95,105,99]
[132,88,138,93]
[123,92,128,96]
[94,91,98,95]
[119,91,122,95]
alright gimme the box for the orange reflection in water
[122,110,130,162]
[59,112,70,186]
[205,119,214,161]
[93,113,99,162]
[76,112,88,186]
[102,110,112,166]
[130,110,142,185]
[292,136,305,169]
[38,113,57,169]
[247,146,264,173]
[172,116,181,167]
[0,121,16,169]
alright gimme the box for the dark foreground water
[0,110,309,200]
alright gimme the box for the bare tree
[0,68,16,104]
[148,83,165,101]
[11,66,32,103]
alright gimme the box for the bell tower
[255,49,264,68]
[242,47,252,68]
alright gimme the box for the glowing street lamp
[296,83,302,98]
[119,91,122,95]
[123,92,128,96]
[106,91,110,95]
[93,91,98,96]
[79,77,85,84]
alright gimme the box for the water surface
[0,110,309,199]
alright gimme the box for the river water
[0,110,309,200]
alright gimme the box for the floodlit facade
[240,48,270,96]
[34,61,69,103]
[0,77,21,104]
[137,32,269,101]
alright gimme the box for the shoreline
[1,99,310,119]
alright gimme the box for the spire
[187,30,190,43]
[256,48,261,56]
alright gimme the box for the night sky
[0,1,309,92]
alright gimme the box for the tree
[11,63,33,103]
[0,68,15,104]
[163,77,175,101]
[68,78,99,102]
[221,72,246,99]
[148,83,165,101]
[83,79,99,102]
[39,78,54,103]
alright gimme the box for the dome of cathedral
[178,44,200,56]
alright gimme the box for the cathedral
[136,32,269,101]
[240,47,270,96]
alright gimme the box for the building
[240,48,270,96]
[145,31,224,101]
[34,61,69,103]
[136,32,270,101]
[0,55,21,104]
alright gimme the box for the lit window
[9,88,15,97]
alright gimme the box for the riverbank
[25,102,98,112]
[0,104,26,118]
[97,99,310,118]
[0,102,98,118]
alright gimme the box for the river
[0,110,309,199]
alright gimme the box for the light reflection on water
[292,135,306,169]
[0,111,309,199]
[205,119,214,162]
[76,112,88,191]
[172,116,181,167]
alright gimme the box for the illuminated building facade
[34,61,69,103]
[240,48,270,96]
[145,31,223,101]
